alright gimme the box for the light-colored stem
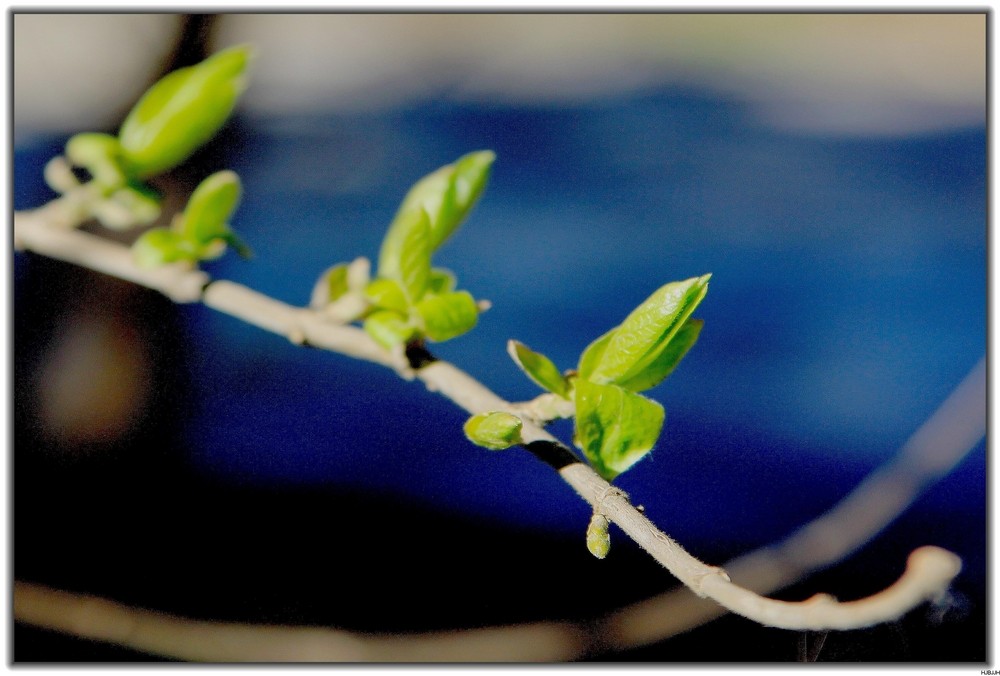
[14,203,209,303]
[12,581,586,662]
[604,356,986,646]
[203,280,408,374]
[11,546,957,661]
[13,203,970,645]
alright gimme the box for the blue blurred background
[13,13,986,661]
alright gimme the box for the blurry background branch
[13,356,983,659]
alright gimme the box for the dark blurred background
[12,13,986,662]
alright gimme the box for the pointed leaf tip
[508,340,570,398]
[586,275,710,388]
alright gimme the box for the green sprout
[464,412,524,451]
[133,170,251,267]
[312,151,495,349]
[47,45,252,233]
[118,44,252,179]
[507,275,710,481]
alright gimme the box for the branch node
[594,485,629,515]
[691,566,732,597]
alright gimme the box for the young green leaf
[416,291,479,342]
[364,278,409,314]
[614,319,703,392]
[573,379,665,480]
[441,150,495,248]
[586,275,710,387]
[395,164,454,249]
[377,208,431,301]
[310,263,351,308]
[66,132,120,165]
[221,231,253,260]
[398,211,431,301]
[132,228,192,267]
[119,44,252,178]
[393,150,495,252]
[464,412,523,451]
[65,133,126,188]
[428,267,457,294]
[363,310,415,349]
[181,170,241,244]
[507,340,570,398]
[577,326,617,381]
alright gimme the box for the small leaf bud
[119,45,252,178]
[463,412,523,451]
[586,513,611,559]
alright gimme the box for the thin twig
[12,581,587,662]
[12,202,971,648]
[601,356,985,647]
[11,546,953,662]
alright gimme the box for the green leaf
[377,208,431,301]
[119,44,252,178]
[396,164,454,249]
[398,210,431,301]
[614,319,703,392]
[416,290,478,342]
[464,411,523,451]
[363,310,415,349]
[181,170,242,244]
[221,231,253,260]
[393,150,495,252]
[428,267,457,294]
[311,263,350,307]
[66,132,120,165]
[507,340,569,398]
[441,150,495,249]
[573,379,665,480]
[364,278,408,314]
[132,228,194,267]
[65,133,126,188]
[587,275,710,387]
[577,326,617,381]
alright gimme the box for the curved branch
[603,355,986,646]
[12,546,957,661]
[13,581,587,662]
[13,203,968,641]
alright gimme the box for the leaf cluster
[311,151,495,349]
[57,42,714,499]
[44,45,253,263]
[133,170,251,267]
[506,275,710,480]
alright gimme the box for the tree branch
[13,201,969,646]
[12,546,956,661]
[12,581,587,662]
[602,356,986,646]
